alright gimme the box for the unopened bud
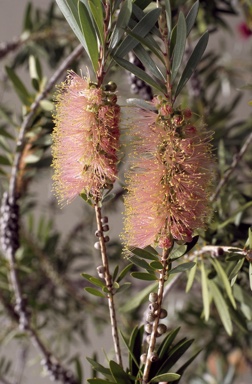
[157,324,167,335]
[94,242,101,250]
[149,292,158,303]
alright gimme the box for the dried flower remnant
[52,71,120,204]
[123,97,215,249]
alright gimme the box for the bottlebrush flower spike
[123,98,215,250]
[51,71,120,204]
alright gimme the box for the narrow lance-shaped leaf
[133,45,165,82]
[151,373,180,382]
[78,0,99,72]
[171,12,187,83]
[211,259,236,308]
[88,0,104,46]
[109,0,132,50]
[175,31,209,98]
[56,0,89,53]
[5,67,31,106]
[249,262,252,291]
[169,261,196,274]
[114,56,166,94]
[186,0,199,36]
[208,280,233,335]
[201,261,210,321]
[114,8,161,58]
[164,0,172,35]
[186,258,197,292]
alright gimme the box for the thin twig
[142,248,170,384]
[94,204,123,367]
[211,131,252,202]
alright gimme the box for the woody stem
[94,203,123,367]
[142,248,170,383]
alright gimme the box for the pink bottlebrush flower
[52,71,120,204]
[123,101,214,250]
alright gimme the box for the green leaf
[112,265,119,282]
[126,98,157,111]
[156,339,194,376]
[164,0,172,34]
[5,67,31,106]
[150,261,163,270]
[120,282,158,312]
[171,12,187,83]
[84,287,105,297]
[174,349,202,383]
[208,280,233,335]
[0,155,11,166]
[109,0,132,50]
[77,0,98,72]
[229,258,244,285]
[249,263,252,291]
[129,255,153,272]
[109,361,132,384]
[0,127,14,140]
[211,259,236,309]
[120,328,141,377]
[129,247,159,261]
[88,0,104,46]
[131,272,157,281]
[88,380,115,384]
[185,0,199,36]
[125,29,165,64]
[169,262,196,274]
[114,56,166,94]
[158,327,181,359]
[29,55,42,91]
[114,8,161,58]
[186,258,197,292]
[201,261,210,321]
[133,45,165,82]
[56,0,89,52]
[0,108,18,128]
[170,244,187,260]
[86,357,112,380]
[115,282,131,294]
[175,31,209,98]
[151,373,180,382]
[116,264,133,283]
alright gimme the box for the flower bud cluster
[41,356,77,383]
[94,216,110,250]
[0,192,20,253]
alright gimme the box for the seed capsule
[150,352,158,362]
[148,302,158,312]
[159,308,168,319]
[94,242,101,250]
[149,292,158,303]
[101,216,108,224]
[104,236,110,243]
[146,312,156,323]
[144,323,153,334]
[107,81,117,92]
[102,224,109,232]
[95,230,102,237]
[97,265,105,278]
[157,324,167,335]
[140,353,147,364]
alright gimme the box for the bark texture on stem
[142,248,170,383]
[94,204,123,367]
